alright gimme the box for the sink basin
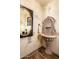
[39,33,58,55]
[39,33,58,38]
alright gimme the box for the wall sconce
[38,24,41,34]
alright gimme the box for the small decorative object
[20,5,33,38]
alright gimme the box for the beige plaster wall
[20,0,43,58]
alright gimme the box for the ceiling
[36,0,53,6]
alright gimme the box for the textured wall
[20,0,43,58]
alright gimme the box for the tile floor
[21,47,59,59]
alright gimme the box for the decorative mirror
[20,5,33,38]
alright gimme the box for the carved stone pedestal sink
[39,16,57,55]
[39,33,57,55]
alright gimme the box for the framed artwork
[20,5,33,38]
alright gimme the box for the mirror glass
[20,6,33,38]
